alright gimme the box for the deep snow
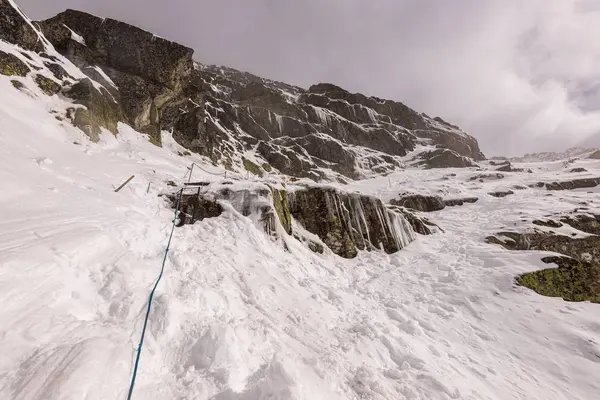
[1,62,600,400]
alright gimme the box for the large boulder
[390,194,446,212]
[420,149,477,169]
[38,10,193,90]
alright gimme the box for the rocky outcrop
[39,10,193,90]
[487,231,600,262]
[487,230,600,303]
[516,256,600,303]
[171,183,420,258]
[176,195,223,227]
[288,187,415,258]
[38,9,194,144]
[0,0,47,52]
[65,78,123,140]
[34,74,61,95]
[588,150,600,160]
[0,50,30,76]
[444,197,479,207]
[389,194,445,212]
[488,190,514,198]
[419,149,477,169]
[532,219,563,228]
[560,214,600,235]
[469,173,504,182]
[388,205,439,235]
[530,178,600,191]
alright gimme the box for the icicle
[275,114,284,133]
[366,107,378,123]
[373,201,389,242]
[314,107,329,126]
[351,196,371,249]
[385,211,415,249]
[331,191,346,232]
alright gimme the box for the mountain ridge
[2,3,485,183]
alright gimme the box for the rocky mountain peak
[1,1,486,182]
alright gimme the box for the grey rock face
[39,10,193,90]
[38,9,194,144]
[65,78,123,141]
[0,0,46,52]
[288,187,415,258]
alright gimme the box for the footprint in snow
[34,157,53,166]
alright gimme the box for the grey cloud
[15,0,600,156]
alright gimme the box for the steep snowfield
[1,75,600,400]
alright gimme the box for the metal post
[188,163,195,184]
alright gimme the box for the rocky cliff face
[1,2,485,182]
[172,183,422,259]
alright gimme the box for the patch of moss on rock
[34,74,61,95]
[243,157,264,177]
[0,51,30,77]
[262,163,272,172]
[516,256,600,303]
[487,231,600,303]
[65,78,122,141]
[271,188,292,235]
[308,241,324,254]
[148,134,162,147]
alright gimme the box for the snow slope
[1,71,600,400]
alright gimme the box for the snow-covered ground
[1,71,600,400]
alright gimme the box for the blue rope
[127,188,184,400]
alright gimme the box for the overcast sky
[17,0,600,156]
